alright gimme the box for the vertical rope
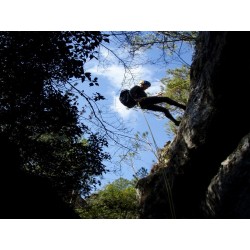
[140,109,159,154]
[139,104,176,218]
[162,169,176,219]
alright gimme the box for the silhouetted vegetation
[0,32,110,217]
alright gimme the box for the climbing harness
[138,102,176,218]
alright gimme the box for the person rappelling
[119,80,186,126]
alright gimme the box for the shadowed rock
[136,32,250,218]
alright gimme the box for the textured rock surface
[203,133,250,218]
[136,32,250,218]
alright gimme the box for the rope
[138,103,176,218]
[140,109,159,159]
[162,168,176,219]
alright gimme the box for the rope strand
[138,103,176,218]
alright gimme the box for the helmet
[139,80,151,87]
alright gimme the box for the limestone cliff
[136,32,250,218]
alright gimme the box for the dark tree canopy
[0,31,110,202]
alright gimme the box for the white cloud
[110,93,137,120]
[89,64,126,89]
[87,55,165,121]
[88,63,160,91]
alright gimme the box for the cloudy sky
[2,1,246,247]
[88,62,165,120]
[80,37,192,186]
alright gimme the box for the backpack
[119,89,137,108]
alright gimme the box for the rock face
[136,32,250,218]
[204,133,250,218]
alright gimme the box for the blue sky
[2,2,249,248]
[76,34,194,189]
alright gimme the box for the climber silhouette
[130,80,186,126]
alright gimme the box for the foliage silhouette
[0,31,110,206]
[0,134,80,218]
